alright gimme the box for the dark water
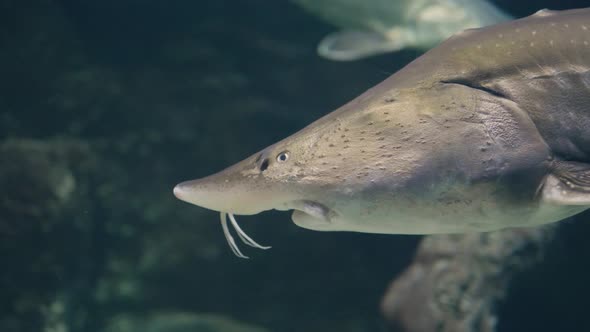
[1,1,589,331]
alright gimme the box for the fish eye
[276,151,290,163]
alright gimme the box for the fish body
[174,9,590,255]
[291,0,511,60]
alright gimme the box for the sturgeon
[292,0,511,61]
[174,8,590,258]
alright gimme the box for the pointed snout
[173,172,282,215]
[174,179,218,205]
[173,181,191,200]
[173,177,231,212]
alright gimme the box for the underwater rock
[0,138,96,332]
[0,138,96,235]
[102,312,270,332]
[381,227,554,332]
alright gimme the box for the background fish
[292,0,512,60]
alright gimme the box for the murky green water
[1,1,589,331]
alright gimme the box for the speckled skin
[175,9,590,234]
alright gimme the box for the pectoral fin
[541,161,590,205]
[317,28,409,61]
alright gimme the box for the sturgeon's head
[174,139,333,219]
[173,125,341,257]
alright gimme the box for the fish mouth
[287,200,336,226]
[214,200,335,259]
